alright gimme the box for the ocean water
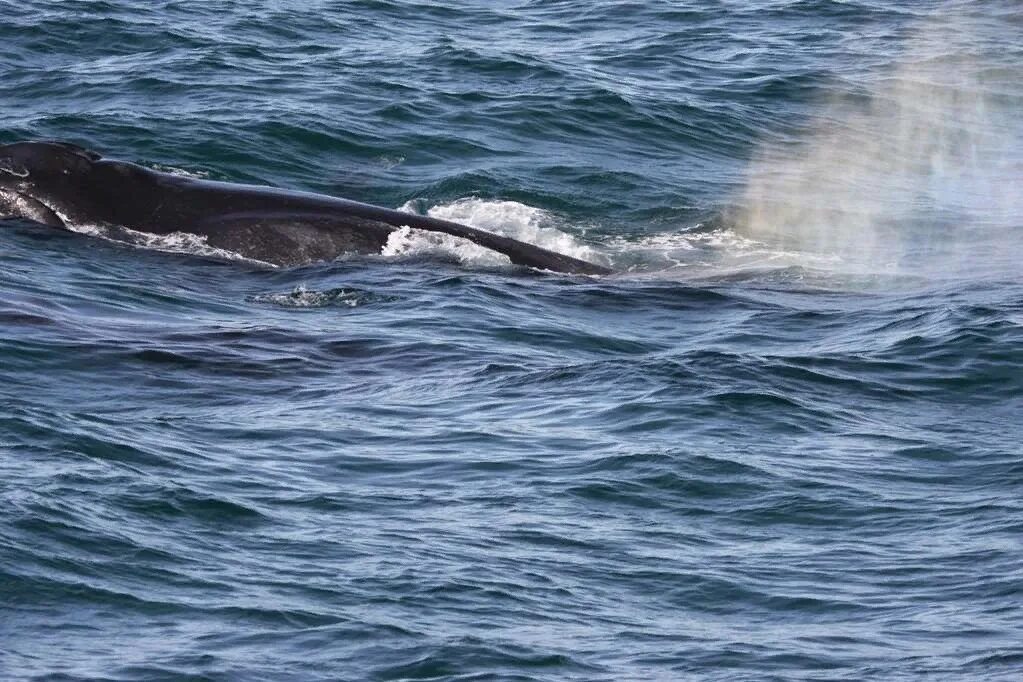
[2,1,1022,680]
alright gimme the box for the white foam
[381,225,512,268]
[396,197,600,265]
[605,226,845,275]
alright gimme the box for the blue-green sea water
[2,1,1022,680]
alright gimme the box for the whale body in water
[0,141,610,275]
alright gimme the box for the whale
[0,141,610,275]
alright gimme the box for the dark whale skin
[0,141,611,274]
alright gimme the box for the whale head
[0,141,104,228]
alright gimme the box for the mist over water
[739,8,1022,281]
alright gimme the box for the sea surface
[2,1,1022,680]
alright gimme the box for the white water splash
[381,225,512,268]
[389,197,600,269]
[607,227,845,276]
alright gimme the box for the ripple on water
[3,1,1023,680]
